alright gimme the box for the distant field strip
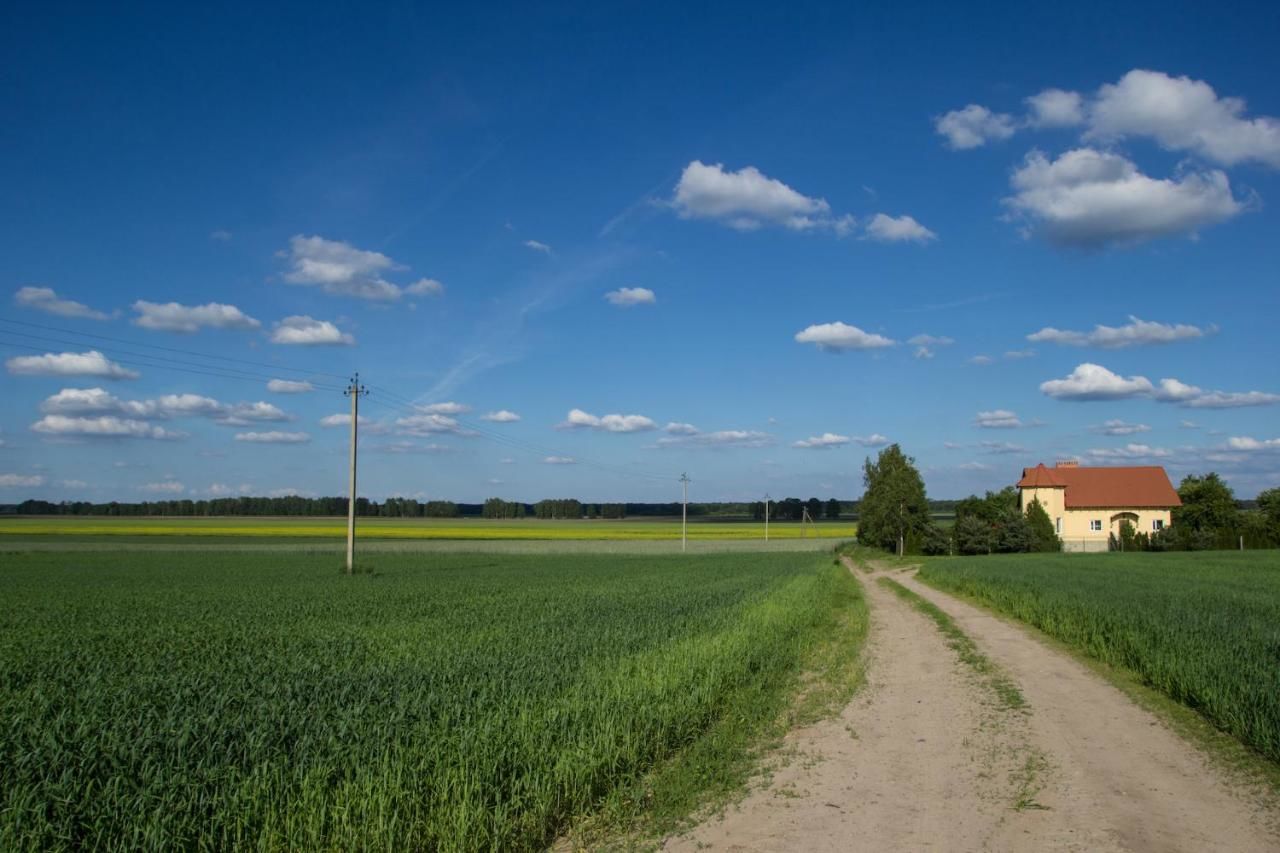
[0,518,858,540]
[0,550,864,850]
[919,551,1280,764]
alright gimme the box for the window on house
[1090,519,1102,532]
[1055,517,1062,533]
[1153,519,1165,531]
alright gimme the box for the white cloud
[655,429,773,449]
[394,414,471,436]
[1087,69,1280,168]
[935,104,1017,149]
[543,455,576,464]
[863,213,937,243]
[558,408,657,433]
[671,160,854,234]
[793,433,850,449]
[1085,443,1172,460]
[60,479,88,489]
[417,401,470,415]
[523,240,553,254]
[795,322,895,352]
[270,315,355,346]
[1226,436,1280,451]
[38,388,290,426]
[605,287,656,306]
[480,410,521,423]
[1040,363,1155,400]
[209,229,233,241]
[6,351,139,380]
[969,355,994,365]
[1027,316,1209,348]
[267,379,315,394]
[31,415,185,440]
[853,434,891,447]
[14,286,110,320]
[234,431,310,444]
[1041,362,1280,408]
[980,441,1027,454]
[664,422,700,435]
[282,235,402,301]
[1180,420,1200,429]
[908,334,954,347]
[368,441,453,454]
[1004,148,1244,247]
[975,409,1024,429]
[207,482,253,496]
[319,413,371,427]
[1004,349,1036,360]
[959,461,992,471]
[139,480,185,494]
[1026,88,1086,128]
[405,278,445,297]
[1094,419,1152,436]
[0,473,45,487]
[132,300,260,333]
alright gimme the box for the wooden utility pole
[344,374,369,574]
[680,472,690,552]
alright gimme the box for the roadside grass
[915,555,1280,800]
[0,549,867,851]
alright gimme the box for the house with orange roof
[1016,460,1181,552]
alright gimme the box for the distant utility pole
[344,373,369,575]
[679,472,690,553]
[764,493,771,542]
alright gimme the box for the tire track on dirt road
[663,558,1277,852]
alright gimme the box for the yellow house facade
[1017,461,1180,553]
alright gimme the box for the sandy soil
[662,560,1278,852]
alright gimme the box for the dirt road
[663,560,1277,852]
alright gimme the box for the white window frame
[1055,517,1062,533]
[1152,519,1164,531]
[1090,519,1102,532]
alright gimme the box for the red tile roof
[1018,464,1181,508]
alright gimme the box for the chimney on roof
[1056,459,1079,468]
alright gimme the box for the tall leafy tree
[858,444,930,555]
[1024,498,1060,552]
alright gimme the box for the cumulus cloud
[132,300,260,333]
[655,428,774,449]
[1093,419,1152,436]
[140,480,185,494]
[1027,316,1210,348]
[664,422,700,435]
[367,441,453,454]
[270,315,355,346]
[31,415,186,440]
[6,350,138,380]
[1025,88,1086,128]
[853,434,891,447]
[1004,148,1244,247]
[481,410,521,423]
[969,355,995,365]
[234,431,310,444]
[1087,70,1280,168]
[795,322,895,352]
[405,278,445,297]
[394,414,472,436]
[909,333,953,359]
[523,239,553,254]
[14,287,110,320]
[975,409,1024,428]
[671,161,854,234]
[558,408,657,433]
[543,455,576,464]
[935,104,1017,149]
[1004,349,1036,360]
[605,287,656,306]
[38,387,289,426]
[319,413,371,427]
[863,213,937,243]
[267,379,314,394]
[0,473,46,488]
[416,401,470,415]
[1226,436,1280,451]
[793,433,850,449]
[1085,443,1172,460]
[1040,362,1280,408]
[979,441,1027,454]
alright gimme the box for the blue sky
[3,0,1279,503]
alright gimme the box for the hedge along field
[0,517,858,541]
[918,551,1280,764]
[0,550,864,850]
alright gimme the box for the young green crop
[0,549,862,850]
[918,551,1280,764]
